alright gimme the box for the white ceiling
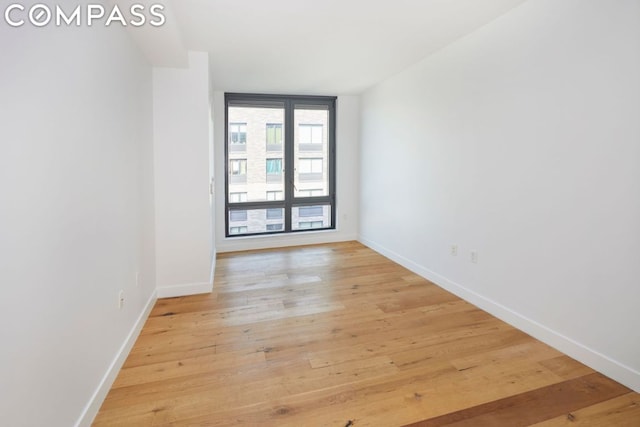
[136,0,528,95]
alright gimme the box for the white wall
[214,93,360,252]
[153,52,214,296]
[360,0,640,391]
[0,8,156,427]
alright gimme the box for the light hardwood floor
[94,241,640,426]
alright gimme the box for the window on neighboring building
[298,206,323,217]
[298,221,324,229]
[229,159,247,175]
[230,226,248,235]
[229,210,247,222]
[266,208,284,220]
[297,189,324,197]
[266,158,283,175]
[266,191,283,201]
[266,123,283,147]
[229,123,247,144]
[299,124,322,144]
[298,158,322,174]
[225,93,335,237]
[298,158,323,182]
[229,192,247,203]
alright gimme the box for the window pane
[311,125,322,143]
[266,158,283,174]
[297,189,323,197]
[266,123,283,145]
[228,105,285,202]
[227,208,287,235]
[229,122,247,144]
[299,124,322,144]
[298,206,323,217]
[291,205,331,230]
[298,221,324,229]
[229,192,247,203]
[294,106,329,197]
[266,191,283,201]
[298,158,323,174]
[230,159,247,175]
[266,208,284,219]
[229,210,247,221]
[230,226,248,235]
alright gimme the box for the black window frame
[225,93,336,237]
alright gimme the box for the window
[229,123,247,144]
[266,158,283,175]
[298,124,323,152]
[229,210,247,222]
[299,124,322,144]
[229,192,247,203]
[266,123,283,146]
[266,191,283,201]
[298,158,323,182]
[266,158,283,183]
[298,221,323,229]
[299,158,322,174]
[230,159,247,175]
[266,208,283,219]
[230,226,248,235]
[225,93,335,237]
[229,159,247,183]
[299,206,323,217]
[297,189,324,197]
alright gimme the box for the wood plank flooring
[94,241,640,426]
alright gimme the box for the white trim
[157,281,212,298]
[217,230,358,253]
[358,235,640,392]
[75,290,158,427]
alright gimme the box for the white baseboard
[75,290,157,427]
[359,235,640,392]
[157,281,212,298]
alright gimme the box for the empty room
[1,0,639,425]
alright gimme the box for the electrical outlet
[118,290,125,309]
[471,251,478,264]
[450,245,458,256]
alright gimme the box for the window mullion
[284,99,294,233]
